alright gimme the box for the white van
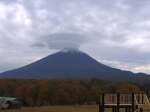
[0,97,21,109]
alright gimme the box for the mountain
[0,49,149,81]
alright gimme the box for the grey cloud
[0,0,150,74]
[0,0,18,4]
[34,33,87,50]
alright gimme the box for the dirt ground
[1,105,98,112]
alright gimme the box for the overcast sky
[0,0,150,74]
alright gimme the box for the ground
[1,105,98,112]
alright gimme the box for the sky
[0,0,150,74]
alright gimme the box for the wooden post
[99,93,105,112]
[132,93,135,112]
[112,107,115,112]
[117,93,120,112]
[98,95,101,112]
[129,107,131,112]
[125,107,128,112]
[102,93,105,112]
[142,93,144,104]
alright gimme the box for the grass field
[1,105,98,112]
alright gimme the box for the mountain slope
[0,49,149,81]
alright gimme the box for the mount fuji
[0,49,149,82]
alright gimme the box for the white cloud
[132,65,150,74]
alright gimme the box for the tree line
[0,79,144,106]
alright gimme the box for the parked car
[0,97,22,109]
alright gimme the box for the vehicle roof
[0,97,17,101]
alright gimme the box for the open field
[1,105,98,112]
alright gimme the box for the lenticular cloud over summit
[0,0,150,74]
[33,33,87,50]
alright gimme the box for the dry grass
[1,105,98,112]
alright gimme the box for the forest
[0,79,149,106]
